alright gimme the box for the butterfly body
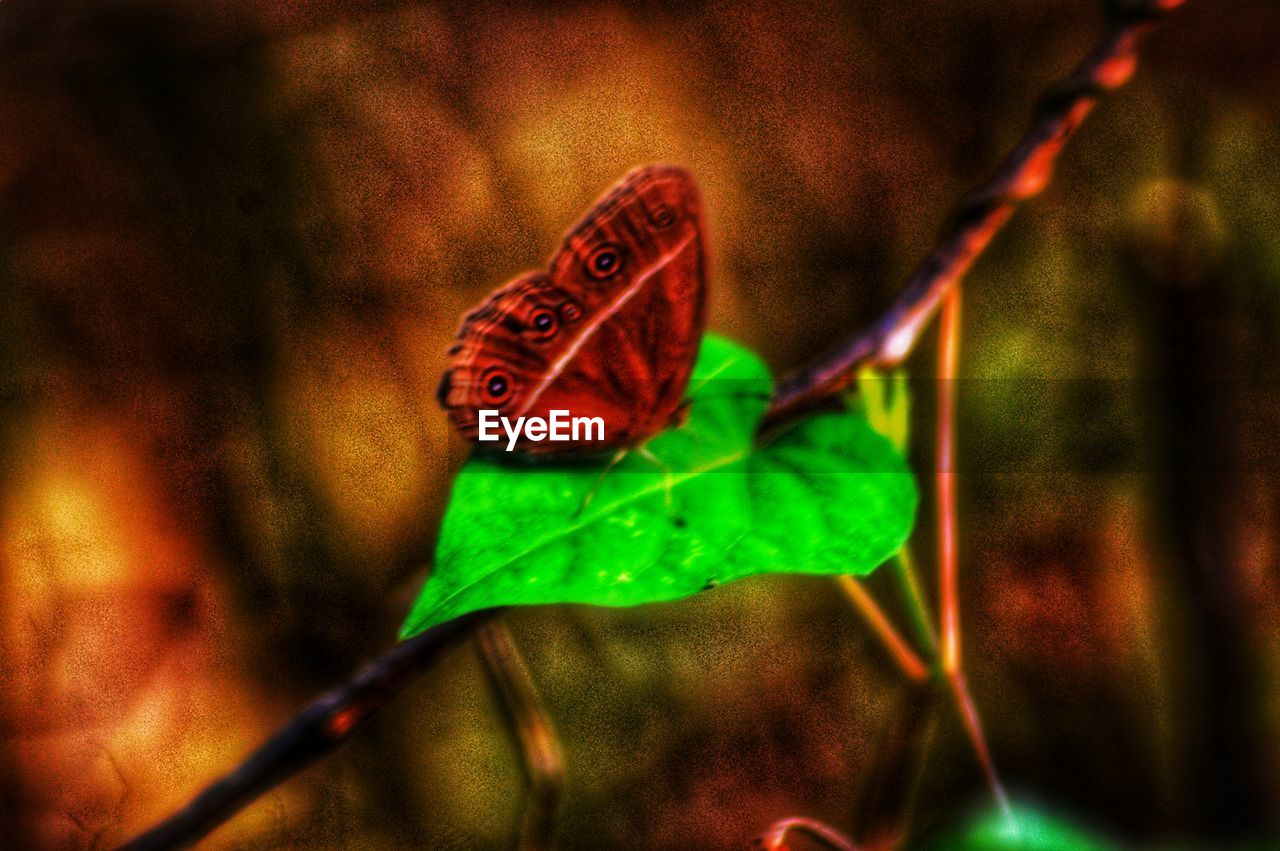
[438,165,707,455]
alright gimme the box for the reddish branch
[764,0,1185,427]
[118,609,499,851]
[755,816,861,851]
[117,2,1184,848]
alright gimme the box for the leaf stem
[937,285,962,676]
[837,577,930,684]
[948,669,1011,819]
[475,623,566,851]
[890,547,938,657]
[935,285,1009,817]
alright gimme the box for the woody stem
[765,0,1186,427]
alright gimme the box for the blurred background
[2,0,1278,847]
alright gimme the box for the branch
[117,3,1184,847]
[117,609,501,851]
[764,0,1186,427]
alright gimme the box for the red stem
[934,286,1009,814]
[937,286,961,675]
[757,817,861,851]
[838,577,930,683]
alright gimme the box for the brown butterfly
[437,165,707,455]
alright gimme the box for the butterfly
[437,165,708,455]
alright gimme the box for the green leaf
[936,801,1120,851]
[400,335,917,639]
[727,411,918,581]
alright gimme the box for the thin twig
[934,286,1010,815]
[116,4,1183,847]
[764,0,1186,427]
[937,286,962,676]
[837,577,930,683]
[756,817,862,851]
[475,623,567,851]
[948,669,1009,818]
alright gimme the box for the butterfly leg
[666,400,691,429]
[635,444,676,515]
[573,447,631,518]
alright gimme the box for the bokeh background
[2,0,1279,848]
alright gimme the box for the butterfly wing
[440,165,707,455]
